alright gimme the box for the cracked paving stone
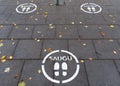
[85,60,120,86]
[0,40,17,57]
[14,40,42,59]
[94,40,120,59]
[32,25,55,38]
[56,25,79,39]
[0,60,24,86]
[69,40,97,59]
[9,25,34,39]
[20,60,53,86]
[0,25,12,38]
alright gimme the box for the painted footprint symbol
[54,62,68,76]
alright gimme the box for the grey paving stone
[94,40,120,59]
[0,25,12,38]
[78,25,102,39]
[7,14,27,24]
[85,60,120,86]
[115,60,120,73]
[69,40,97,59]
[32,25,55,38]
[99,25,120,38]
[54,61,88,86]
[46,15,66,24]
[41,40,68,59]
[9,25,34,39]
[0,14,10,24]
[84,14,106,24]
[14,40,42,59]
[20,60,53,86]
[0,60,24,86]
[56,25,79,39]
[0,6,7,14]
[26,15,45,24]
[0,40,17,58]
[66,15,79,24]
[103,14,120,24]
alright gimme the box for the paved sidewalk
[0,0,120,86]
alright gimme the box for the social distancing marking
[42,50,80,84]
[80,3,102,14]
[16,3,37,14]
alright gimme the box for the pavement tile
[66,15,79,24]
[94,40,120,59]
[26,15,46,24]
[0,25,12,38]
[46,15,66,24]
[20,60,53,86]
[9,25,34,39]
[7,14,27,24]
[115,60,120,73]
[0,60,24,86]
[54,61,88,86]
[85,60,120,86]
[32,25,55,38]
[0,40,17,58]
[41,40,68,59]
[0,14,10,24]
[103,14,120,24]
[99,25,120,38]
[69,40,97,59]
[56,25,79,39]
[78,25,102,39]
[14,40,42,59]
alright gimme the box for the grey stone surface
[14,40,42,59]
[20,60,53,86]
[85,60,120,86]
[9,25,34,39]
[69,40,97,59]
[54,61,88,86]
[0,40,17,57]
[0,60,24,86]
[32,25,55,38]
[56,25,79,38]
[41,40,68,59]
[0,25,12,38]
[94,40,120,59]
[78,25,102,39]
[115,60,120,73]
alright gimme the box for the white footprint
[62,62,68,76]
[54,62,60,76]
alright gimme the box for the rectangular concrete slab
[0,25,12,38]
[0,40,17,58]
[20,60,53,86]
[56,25,79,39]
[14,40,42,59]
[32,25,55,38]
[94,40,120,59]
[0,60,24,86]
[9,25,34,39]
[41,40,68,59]
[69,40,97,59]
[85,60,120,86]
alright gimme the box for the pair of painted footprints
[54,62,68,76]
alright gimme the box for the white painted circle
[16,3,37,14]
[80,3,102,14]
[42,50,80,84]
